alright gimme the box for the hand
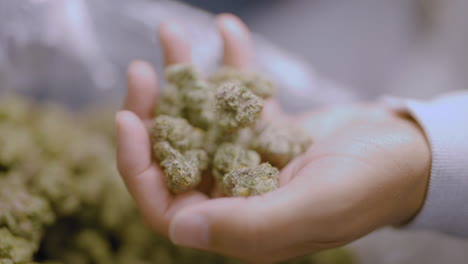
[115,14,431,263]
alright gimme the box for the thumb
[168,184,313,262]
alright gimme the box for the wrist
[389,111,432,226]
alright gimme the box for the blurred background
[182,0,468,99]
[1,0,468,263]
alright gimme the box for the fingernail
[163,21,186,39]
[221,17,243,37]
[116,111,138,132]
[169,212,210,249]
[115,111,124,124]
[116,111,131,123]
[133,61,152,77]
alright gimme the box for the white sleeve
[383,91,468,237]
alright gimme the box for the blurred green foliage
[0,95,354,264]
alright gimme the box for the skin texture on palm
[116,13,431,263]
[215,80,263,131]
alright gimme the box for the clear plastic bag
[0,0,356,112]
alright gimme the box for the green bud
[156,84,184,117]
[165,64,199,88]
[151,115,205,152]
[153,141,205,194]
[212,143,260,182]
[0,228,37,263]
[149,64,312,197]
[182,80,217,129]
[216,81,263,131]
[222,163,279,197]
[251,122,313,168]
[209,67,277,99]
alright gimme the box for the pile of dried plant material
[0,95,353,264]
[151,65,312,196]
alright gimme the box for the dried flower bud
[209,67,276,98]
[0,228,37,263]
[161,153,201,194]
[165,64,199,88]
[222,163,279,197]
[182,80,217,129]
[153,141,178,161]
[0,177,55,241]
[156,84,184,117]
[157,66,217,130]
[150,64,312,196]
[251,122,313,168]
[212,143,261,182]
[150,115,204,151]
[151,114,209,193]
[153,141,204,194]
[216,81,263,131]
[184,149,209,171]
[0,95,31,123]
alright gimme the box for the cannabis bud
[216,81,263,131]
[151,117,208,194]
[150,64,313,196]
[223,163,279,197]
[251,122,313,169]
[209,66,277,99]
[212,143,261,182]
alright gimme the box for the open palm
[116,14,431,263]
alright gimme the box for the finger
[216,13,253,69]
[116,110,152,178]
[127,166,207,235]
[158,21,192,65]
[116,110,208,234]
[168,184,318,262]
[124,61,159,121]
[115,111,170,231]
